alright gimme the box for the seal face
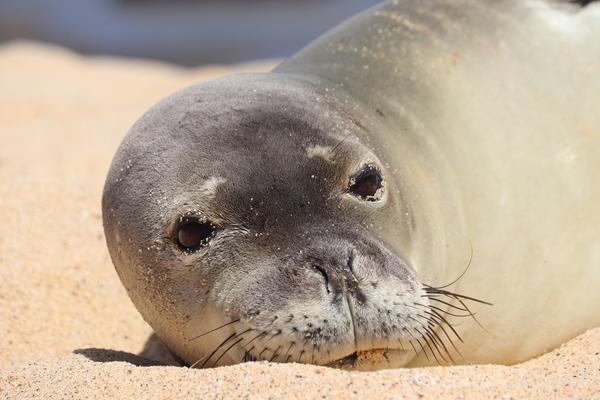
[103,73,483,370]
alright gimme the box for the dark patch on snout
[308,250,367,305]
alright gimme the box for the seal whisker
[424,288,492,306]
[430,291,490,333]
[298,351,305,363]
[211,336,246,368]
[413,333,432,363]
[453,297,490,334]
[421,296,470,312]
[189,355,208,369]
[241,351,255,363]
[424,327,453,364]
[425,296,477,323]
[269,346,282,362]
[258,347,270,359]
[428,308,464,343]
[196,332,237,369]
[244,331,267,349]
[424,329,449,364]
[421,309,464,360]
[407,339,419,357]
[243,346,258,363]
[423,288,491,334]
[415,312,438,328]
[255,329,281,356]
[283,341,295,360]
[416,302,474,318]
[430,305,474,319]
[396,338,406,352]
[412,324,442,365]
[430,327,456,364]
[189,319,241,341]
[404,306,463,362]
[403,326,431,362]
[425,239,474,290]
[202,328,252,368]
[416,326,441,365]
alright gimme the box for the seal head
[103,73,453,370]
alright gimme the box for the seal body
[103,0,600,370]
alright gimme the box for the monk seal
[102,0,600,371]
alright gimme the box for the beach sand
[0,42,598,399]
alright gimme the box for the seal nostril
[312,264,330,294]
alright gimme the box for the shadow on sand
[74,333,184,367]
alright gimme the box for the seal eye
[349,166,383,201]
[176,220,216,251]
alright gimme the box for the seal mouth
[326,348,395,369]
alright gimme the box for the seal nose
[309,250,367,304]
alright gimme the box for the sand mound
[0,41,598,399]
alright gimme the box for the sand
[0,41,599,399]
